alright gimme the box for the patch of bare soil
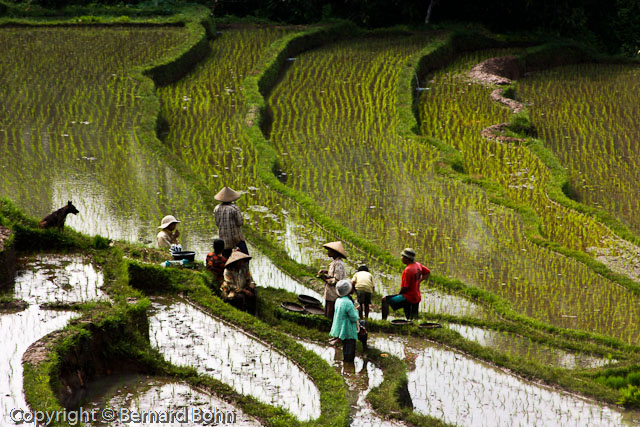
[589,238,640,283]
[469,55,521,85]
[481,123,526,144]
[0,299,28,312]
[490,88,524,113]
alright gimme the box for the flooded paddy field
[448,323,613,369]
[369,334,639,426]
[149,299,321,421]
[83,375,260,426]
[518,64,640,236]
[298,340,405,427]
[1,254,106,425]
[2,21,640,427]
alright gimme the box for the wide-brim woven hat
[401,248,416,261]
[322,241,347,259]
[225,250,252,267]
[215,186,241,202]
[158,215,180,229]
[336,279,352,297]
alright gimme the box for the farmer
[381,248,430,320]
[352,265,374,319]
[317,241,348,320]
[206,238,227,282]
[329,279,359,363]
[221,250,257,315]
[156,215,180,249]
[214,186,248,257]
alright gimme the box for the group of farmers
[157,186,257,314]
[318,241,430,362]
[156,185,431,362]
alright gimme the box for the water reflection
[149,300,321,420]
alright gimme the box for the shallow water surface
[14,255,106,304]
[371,334,636,426]
[84,375,261,426]
[297,340,404,427]
[0,307,79,425]
[149,300,321,420]
[448,323,613,369]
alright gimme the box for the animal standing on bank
[39,201,80,231]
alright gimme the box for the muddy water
[84,375,261,426]
[298,341,405,427]
[149,300,321,421]
[1,254,106,425]
[14,255,107,304]
[369,334,637,426]
[0,307,79,425]
[448,323,613,369]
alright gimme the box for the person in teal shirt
[330,279,359,362]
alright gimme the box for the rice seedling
[267,39,640,341]
[517,64,640,236]
[447,323,613,369]
[84,378,259,426]
[149,300,321,420]
[371,335,633,426]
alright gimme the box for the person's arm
[158,232,171,248]
[422,265,431,278]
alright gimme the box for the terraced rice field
[517,64,640,236]
[268,40,640,342]
[4,22,640,426]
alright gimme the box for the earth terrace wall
[22,302,151,423]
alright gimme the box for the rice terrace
[2,0,640,426]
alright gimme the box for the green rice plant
[517,64,640,237]
[418,50,614,253]
[0,26,198,244]
[266,39,640,342]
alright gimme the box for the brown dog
[39,201,79,231]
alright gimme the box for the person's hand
[317,269,328,279]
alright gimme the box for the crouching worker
[206,239,227,283]
[382,248,430,320]
[221,251,257,315]
[330,280,359,363]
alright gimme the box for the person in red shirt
[381,248,430,320]
[206,239,227,283]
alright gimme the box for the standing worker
[157,215,180,249]
[317,241,348,321]
[214,186,248,257]
[329,279,359,363]
[381,248,430,320]
[352,265,374,319]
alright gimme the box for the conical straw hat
[225,250,252,267]
[215,186,241,202]
[322,241,347,259]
